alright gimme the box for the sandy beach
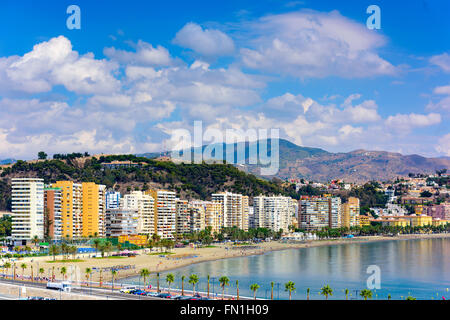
[3,233,450,283]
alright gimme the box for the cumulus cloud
[173,23,235,57]
[104,40,173,66]
[240,10,397,78]
[2,36,119,95]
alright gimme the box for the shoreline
[5,233,450,283]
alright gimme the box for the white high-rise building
[253,195,295,232]
[11,178,45,243]
[146,190,176,239]
[212,192,249,231]
[122,191,155,236]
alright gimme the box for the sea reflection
[119,238,450,300]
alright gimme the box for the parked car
[157,293,172,299]
[120,286,137,294]
[146,292,160,297]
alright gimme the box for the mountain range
[138,139,450,183]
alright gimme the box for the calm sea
[119,238,450,300]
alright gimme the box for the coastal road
[0,278,164,300]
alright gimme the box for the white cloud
[430,53,450,72]
[385,113,441,131]
[104,40,173,66]
[173,23,235,57]
[240,10,397,78]
[435,134,450,157]
[3,36,119,95]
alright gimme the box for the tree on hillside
[38,151,47,160]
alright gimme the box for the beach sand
[4,233,450,283]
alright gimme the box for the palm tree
[236,280,239,300]
[60,266,67,281]
[93,238,101,256]
[85,268,92,287]
[156,272,160,292]
[218,276,229,300]
[285,281,296,300]
[344,288,349,300]
[388,294,391,300]
[49,244,59,261]
[320,285,333,300]
[140,268,150,289]
[39,268,44,281]
[166,273,174,294]
[360,289,373,300]
[181,275,185,296]
[270,282,274,300]
[111,269,117,291]
[3,262,11,279]
[189,274,199,296]
[250,283,260,300]
[32,235,39,247]
[20,263,27,279]
[307,288,310,300]
[207,275,210,298]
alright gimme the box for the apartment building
[175,199,191,236]
[105,208,139,237]
[81,182,106,238]
[44,187,62,240]
[342,197,360,228]
[146,190,177,239]
[52,181,83,239]
[11,178,45,243]
[190,203,206,233]
[122,191,155,236]
[190,200,223,233]
[253,195,295,232]
[105,191,121,209]
[212,192,249,231]
[299,195,342,231]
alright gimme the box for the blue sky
[0,0,449,159]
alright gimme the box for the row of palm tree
[0,262,417,299]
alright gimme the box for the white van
[46,281,72,292]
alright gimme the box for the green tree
[85,268,92,287]
[306,288,310,300]
[60,266,67,280]
[20,263,27,279]
[166,273,174,294]
[111,269,117,291]
[320,285,333,300]
[250,283,260,300]
[270,281,274,300]
[181,275,185,296]
[140,268,150,288]
[344,288,349,300]
[49,244,59,261]
[360,289,373,300]
[219,276,230,300]
[3,262,11,278]
[38,151,48,160]
[285,281,296,300]
[189,274,199,296]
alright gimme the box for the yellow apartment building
[52,181,83,239]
